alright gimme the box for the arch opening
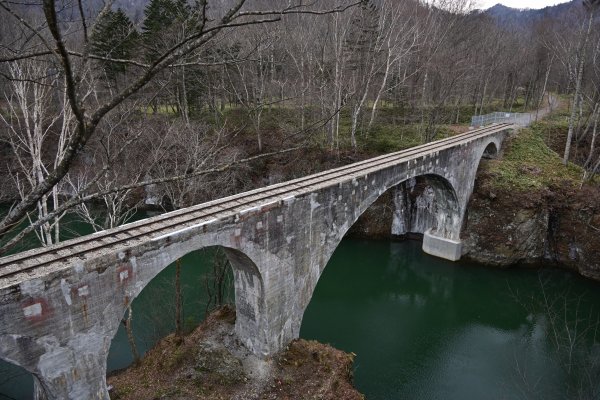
[471,139,502,202]
[299,173,461,334]
[105,245,263,390]
[482,141,499,160]
[107,247,234,372]
[348,174,461,242]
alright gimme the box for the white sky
[476,0,572,9]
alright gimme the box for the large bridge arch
[291,173,462,337]
[103,240,267,362]
[319,172,462,266]
[102,244,264,370]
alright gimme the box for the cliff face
[462,179,600,281]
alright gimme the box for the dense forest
[0,0,599,253]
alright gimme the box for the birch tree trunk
[564,7,595,165]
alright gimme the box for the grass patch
[482,124,583,191]
[360,123,455,153]
[140,104,179,115]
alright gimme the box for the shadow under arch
[105,244,263,376]
[482,141,499,160]
[332,173,462,249]
[392,174,462,240]
[0,359,34,400]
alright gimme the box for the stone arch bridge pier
[0,123,512,399]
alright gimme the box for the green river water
[1,238,600,399]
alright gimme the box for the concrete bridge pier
[422,229,463,261]
[222,247,305,358]
[0,330,111,400]
[421,177,464,261]
[31,347,109,400]
[222,248,272,356]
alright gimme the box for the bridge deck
[0,123,513,287]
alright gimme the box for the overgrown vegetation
[480,122,584,191]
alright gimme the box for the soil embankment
[108,307,363,400]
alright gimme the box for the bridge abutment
[16,332,110,400]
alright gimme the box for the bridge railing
[471,112,532,127]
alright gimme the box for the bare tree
[0,59,75,247]
[367,0,419,131]
[0,0,360,255]
[552,0,599,164]
[510,274,600,400]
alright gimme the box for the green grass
[140,104,178,115]
[359,123,455,153]
[482,123,583,191]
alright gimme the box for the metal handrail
[471,112,532,127]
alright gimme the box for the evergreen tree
[141,0,189,62]
[90,9,138,80]
[345,0,379,72]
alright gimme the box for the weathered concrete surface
[422,229,462,261]
[0,126,510,399]
[349,175,460,240]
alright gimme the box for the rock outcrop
[462,178,600,281]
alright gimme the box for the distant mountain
[482,1,582,28]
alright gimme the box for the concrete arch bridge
[0,123,512,399]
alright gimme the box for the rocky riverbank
[462,174,600,280]
[461,119,600,280]
[108,307,363,400]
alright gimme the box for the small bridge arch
[481,139,500,160]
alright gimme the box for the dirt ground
[108,306,364,400]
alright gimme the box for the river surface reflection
[300,239,600,400]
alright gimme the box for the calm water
[2,239,600,399]
[301,240,600,400]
